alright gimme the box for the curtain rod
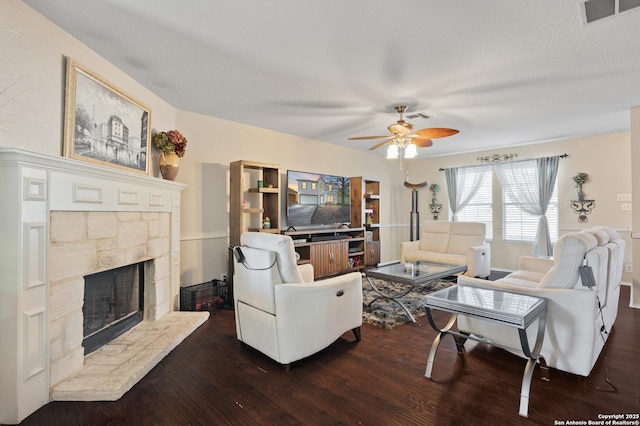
[438,153,568,171]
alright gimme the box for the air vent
[620,0,640,12]
[582,0,640,23]
[583,0,615,23]
[406,112,430,120]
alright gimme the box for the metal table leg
[365,276,416,322]
[517,309,548,417]
[424,309,459,379]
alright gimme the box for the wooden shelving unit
[229,160,281,247]
[350,176,381,267]
[283,227,366,279]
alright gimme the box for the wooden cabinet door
[310,241,347,278]
[364,241,380,266]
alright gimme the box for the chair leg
[352,326,362,341]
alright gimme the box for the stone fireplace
[0,149,208,424]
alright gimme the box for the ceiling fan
[348,105,459,151]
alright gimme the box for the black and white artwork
[64,58,151,174]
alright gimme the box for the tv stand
[282,227,366,278]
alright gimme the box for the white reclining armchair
[233,232,363,369]
[457,227,624,377]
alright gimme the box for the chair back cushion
[538,232,597,289]
[241,232,304,283]
[419,221,452,252]
[447,222,487,255]
[234,246,282,314]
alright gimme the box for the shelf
[242,208,264,214]
[248,187,279,193]
[364,194,380,199]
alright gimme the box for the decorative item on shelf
[570,172,595,223]
[152,129,187,181]
[242,199,247,209]
[263,216,271,229]
[365,205,374,225]
[257,180,263,188]
[572,172,588,201]
[428,183,443,220]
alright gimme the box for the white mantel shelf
[0,148,187,424]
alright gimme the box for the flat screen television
[286,170,351,228]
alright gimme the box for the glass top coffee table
[364,261,467,322]
[423,285,548,418]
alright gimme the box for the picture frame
[63,58,151,174]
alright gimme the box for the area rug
[362,277,456,329]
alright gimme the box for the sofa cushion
[447,222,486,255]
[241,233,304,283]
[418,221,452,252]
[402,250,466,267]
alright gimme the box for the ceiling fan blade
[414,128,460,139]
[369,139,393,151]
[412,138,433,147]
[348,135,393,140]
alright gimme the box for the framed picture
[64,58,151,174]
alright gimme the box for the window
[503,172,559,243]
[453,170,493,240]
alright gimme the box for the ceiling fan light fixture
[404,143,417,158]
[386,144,399,159]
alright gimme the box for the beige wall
[403,133,633,277]
[3,1,638,295]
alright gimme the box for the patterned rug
[362,277,456,329]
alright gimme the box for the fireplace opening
[82,262,145,355]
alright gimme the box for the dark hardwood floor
[20,286,639,426]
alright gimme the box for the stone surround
[0,148,206,424]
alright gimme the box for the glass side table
[424,285,549,418]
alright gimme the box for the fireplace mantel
[0,148,186,424]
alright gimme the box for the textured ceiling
[25,0,640,157]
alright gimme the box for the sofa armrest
[400,240,420,262]
[274,272,363,360]
[297,263,314,283]
[518,255,554,274]
[464,243,491,278]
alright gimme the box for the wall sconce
[570,172,595,223]
[428,183,443,220]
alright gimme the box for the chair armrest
[297,263,314,283]
[518,255,554,274]
[400,240,420,262]
[464,242,491,278]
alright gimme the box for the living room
[2,1,640,424]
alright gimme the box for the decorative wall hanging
[428,183,443,220]
[477,153,518,163]
[570,172,595,223]
[64,58,151,174]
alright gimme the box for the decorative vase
[159,152,179,181]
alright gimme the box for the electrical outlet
[621,203,632,211]
[625,264,633,273]
[617,193,632,202]
[220,273,228,282]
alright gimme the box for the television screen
[286,170,351,228]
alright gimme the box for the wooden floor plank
[20,286,639,425]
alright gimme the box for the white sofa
[233,233,363,369]
[456,226,624,377]
[400,221,491,278]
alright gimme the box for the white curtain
[494,156,559,256]
[444,165,492,222]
